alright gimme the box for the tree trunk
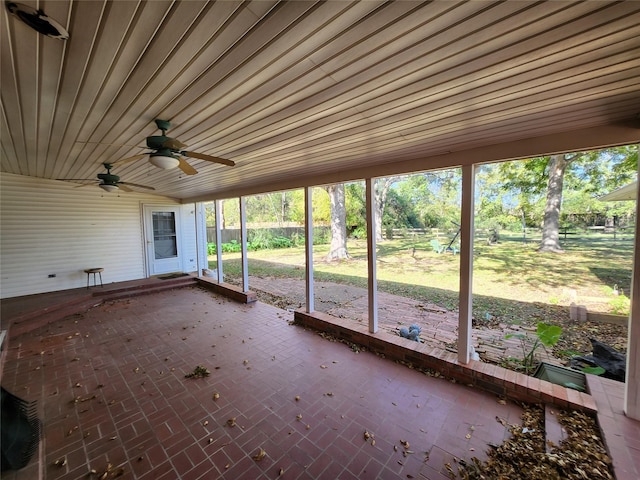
[539,155,568,252]
[220,199,226,229]
[374,177,395,242]
[325,184,349,261]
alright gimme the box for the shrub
[221,240,242,253]
[269,236,292,249]
[207,243,217,255]
[609,294,630,316]
[350,226,367,239]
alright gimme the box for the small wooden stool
[84,268,104,289]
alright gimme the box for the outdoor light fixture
[149,154,180,170]
[99,184,119,193]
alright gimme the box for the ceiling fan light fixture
[149,154,180,170]
[99,184,119,193]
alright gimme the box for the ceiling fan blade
[111,153,149,166]
[74,183,97,188]
[119,182,155,191]
[181,151,235,166]
[163,138,187,150]
[118,185,133,192]
[177,157,198,175]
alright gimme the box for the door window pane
[153,212,177,259]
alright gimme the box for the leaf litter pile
[458,404,614,480]
[184,365,210,378]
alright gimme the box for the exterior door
[144,206,183,275]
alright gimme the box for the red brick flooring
[1,286,526,479]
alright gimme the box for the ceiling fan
[110,119,235,175]
[59,163,155,193]
[5,1,70,39]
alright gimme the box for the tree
[539,154,581,252]
[324,183,349,261]
[490,147,636,253]
[374,176,404,242]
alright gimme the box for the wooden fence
[206,226,329,244]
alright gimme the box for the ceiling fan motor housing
[97,172,120,185]
[146,135,173,150]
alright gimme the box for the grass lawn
[215,231,632,314]
[212,230,632,357]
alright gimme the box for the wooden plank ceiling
[1,1,639,202]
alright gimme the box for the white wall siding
[179,203,199,275]
[0,173,181,299]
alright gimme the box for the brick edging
[294,309,597,413]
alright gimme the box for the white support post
[366,178,378,333]
[239,196,249,293]
[304,186,315,313]
[215,200,224,283]
[624,145,640,420]
[458,164,476,364]
[194,203,207,276]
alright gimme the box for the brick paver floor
[2,286,524,479]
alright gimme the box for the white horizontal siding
[0,173,188,299]
[178,204,199,274]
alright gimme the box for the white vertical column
[194,202,207,275]
[304,186,315,313]
[624,146,640,420]
[240,196,249,293]
[366,178,378,333]
[215,199,224,283]
[458,164,476,364]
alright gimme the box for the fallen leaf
[252,448,266,461]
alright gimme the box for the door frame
[142,204,184,276]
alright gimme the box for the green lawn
[213,231,634,326]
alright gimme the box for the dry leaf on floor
[252,448,266,461]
